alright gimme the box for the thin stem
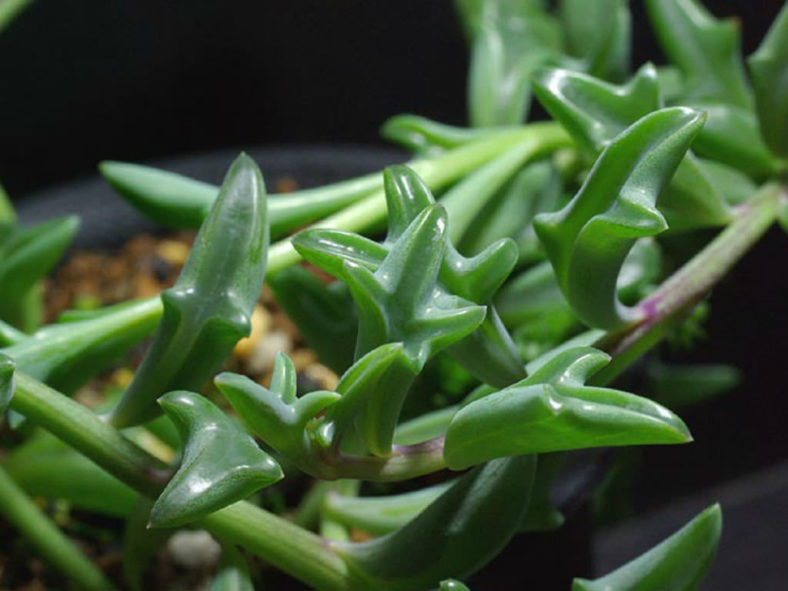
[333,437,447,482]
[0,465,116,591]
[267,122,569,274]
[593,183,784,384]
[9,373,352,590]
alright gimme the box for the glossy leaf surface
[0,353,14,414]
[646,0,752,108]
[748,2,788,158]
[149,391,283,528]
[0,216,79,329]
[341,455,535,590]
[573,504,722,590]
[444,348,691,470]
[2,298,161,394]
[111,154,268,427]
[267,267,357,373]
[381,114,498,156]
[100,160,379,237]
[217,354,340,474]
[534,108,703,329]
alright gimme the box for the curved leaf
[380,115,498,156]
[100,160,379,237]
[573,504,722,591]
[534,108,704,330]
[340,455,535,590]
[646,0,752,108]
[149,391,283,528]
[0,353,14,414]
[216,354,340,474]
[444,347,691,470]
[749,2,788,158]
[2,297,161,394]
[111,153,268,427]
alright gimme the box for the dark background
[1,2,787,583]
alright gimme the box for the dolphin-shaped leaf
[216,353,340,474]
[149,391,283,528]
[573,504,722,590]
[111,153,268,427]
[339,455,535,590]
[381,114,498,156]
[645,0,752,108]
[444,347,691,470]
[534,108,704,330]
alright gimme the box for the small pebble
[156,239,191,266]
[234,305,272,359]
[246,330,293,375]
[304,363,339,391]
[166,530,221,570]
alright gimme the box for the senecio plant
[1,0,787,589]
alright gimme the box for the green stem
[333,437,447,482]
[267,122,568,274]
[593,183,784,384]
[0,465,116,591]
[9,373,351,590]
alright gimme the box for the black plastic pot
[17,145,608,588]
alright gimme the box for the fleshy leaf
[534,108,704,330]
[323,480,452,536]
[457,0,562,126]
[748,2,788,158]
[646,360,741,408]
[340,455,535,590]
[211,542,254,591]
[572,504,722,590]
[440,581,471,591]
[0,354,14,414]
[0,216,79,330]
[149,391,283,528]
[444,347,691,470]
[518,453,564,531]
[532,66,733,228]
[111,154,268,427]
[267,267,357,373]
[2,297,161,394]
[559,0,631,82]
[646,0,752,108]
[216,354,340,474]
[100,160,379,238]
[380,114,498,156]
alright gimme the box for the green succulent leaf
[0,182,15,225]
[646,0,752,108]
[534,108,704,330]
[0,318,26,347]
[3,431,137,518]
[323,480,452,536]
[573,504,722,591]
[268,267,357,373]
[0,216,79,330]
[318,343,415,457]
[216,353,340,474]
[444,347,691,470]
[440,581,471,591]
[149,391,283,529]
[0,353,15,414]
[211,542,254,591]
[0,0,33,34]
[99,160,379,238]
[688,101,780,179]
[559,0,631,82]
[457,0,562,126]
[2,297,161,394]
[110,154,268,427]
[646,360,741,408]
[532,66,733,228]
[380,115,499,156]
[748,2,788,158]
[122,499,172,591]
[340,455,535,590]
[518,453,564,531]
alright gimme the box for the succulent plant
[1,1,786,589]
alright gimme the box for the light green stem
[267,123,569,274]
[0,465,116,591]
[9,373,352,590]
